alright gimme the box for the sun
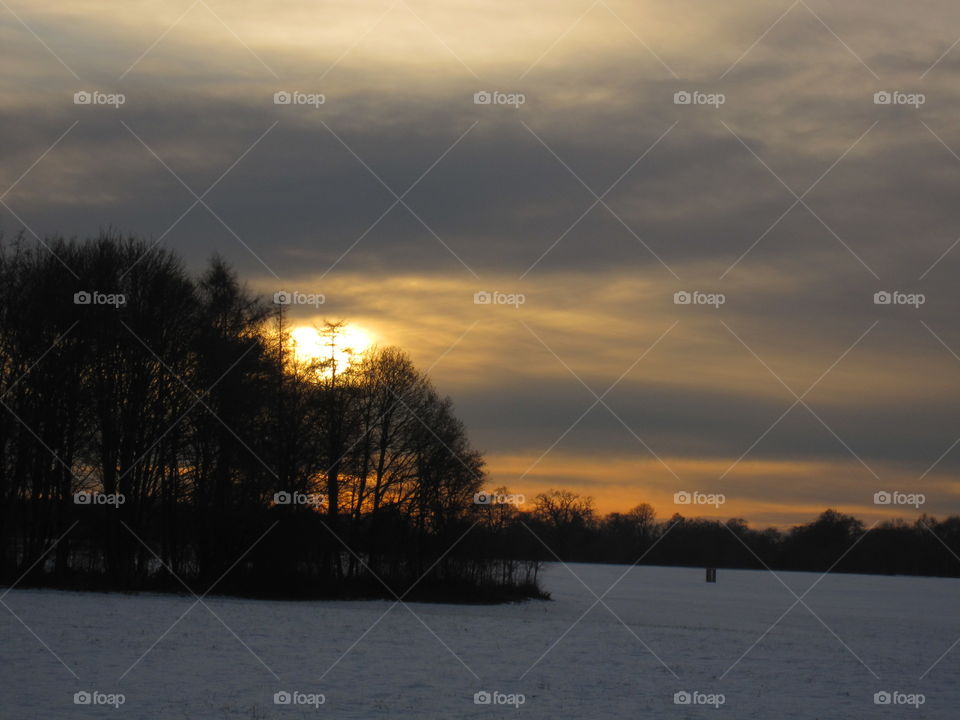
[291,324,373,370]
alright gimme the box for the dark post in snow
[706,568,717,583]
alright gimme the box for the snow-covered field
[2,563,958,719]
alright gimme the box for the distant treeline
[494,489,960,577]
[0,234,542,603]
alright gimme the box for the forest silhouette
[1,234,957,607]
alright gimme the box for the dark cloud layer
[3,0,960,519]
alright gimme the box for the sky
[2,0,960,527]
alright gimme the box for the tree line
[2,232,954,604]
[0,233,542,602]
[498,489,960,577]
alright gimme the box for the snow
[1,564,958,718]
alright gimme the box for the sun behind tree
[291,322,374,372]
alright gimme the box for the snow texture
[1,563,958,718]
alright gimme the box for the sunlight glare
[291,324,373,370]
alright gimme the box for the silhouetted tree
[0,232,538,602]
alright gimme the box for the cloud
[3,0,960,523]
